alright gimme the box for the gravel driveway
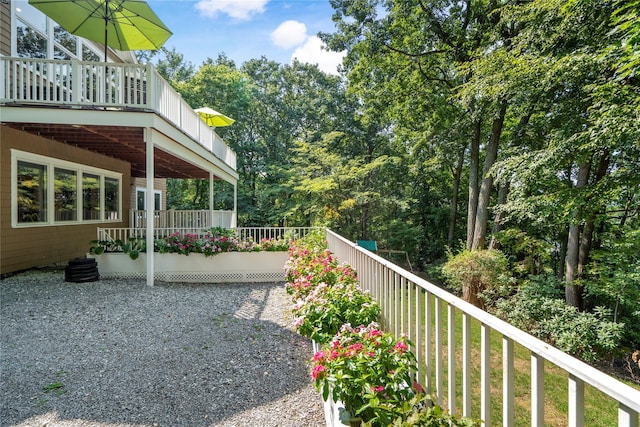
[0,270,325,427]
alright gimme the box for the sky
[148,0,346,75]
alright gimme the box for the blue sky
[149,0,345,74]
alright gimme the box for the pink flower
[371,385,384,393]
[347,343,363,355]
[313,351,326,362]
[394,342,408,353]
[311,364,326,380]
[367,329,384,338]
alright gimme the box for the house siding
[0,126,131,275]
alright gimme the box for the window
[136,188,162,211]
[17,161,47,223]
[16,21,47,59]
[105,177,120,220]
[12,150,122,227]
[54,168,77,221]
[82,173,100,221]
[82,45,100,62]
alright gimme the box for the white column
[232,182,237,227]
[209,173,215,227]
[145,128,154,286]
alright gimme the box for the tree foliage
[151,0,640,366]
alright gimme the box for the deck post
[232,183,237,227]
[209,172,215,228]
[145,128,154,286]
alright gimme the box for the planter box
[89,252,289,283]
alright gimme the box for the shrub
[495,275,624,362]
[292,281,380,344]
[285,241,357,300]
[311,323,420,424]
[364,393,480,427]
[441,249,513,309]
[88,228,292,259]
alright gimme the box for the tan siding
[1,127,132,275]
[0,2,10,56]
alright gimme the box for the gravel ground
[0,270,325,427]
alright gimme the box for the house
[0,1,239,277]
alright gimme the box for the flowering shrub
[89,228,292,259]
[292,282,380,344]
[258,237,291,252]
[285,234,476,426]
[311,323,420,424]
[285,241,358,300]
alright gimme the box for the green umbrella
[194,107,235,128]
[28,0,172,60]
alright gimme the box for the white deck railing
[0,57,236,170]
[326,229,640,427]
[96,226,319,244]
[129,209,236,229]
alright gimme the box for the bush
[292,281,380,343]
[441,249,513,309]
[89,228,291,259]
[363,393,480,427]
[287,239,474,426]
[311,323,419,424]
[495,275,624,362]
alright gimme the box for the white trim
[11,149,122,227]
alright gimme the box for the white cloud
[194,0,268,20]
[270,20,307,49]
[291,36,345,75]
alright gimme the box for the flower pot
[338,405,362,427]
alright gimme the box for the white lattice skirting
[90,252,289,283]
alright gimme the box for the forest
[141,0,639,380]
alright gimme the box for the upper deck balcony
[0,56,236,172]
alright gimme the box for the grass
[383,289,640,426]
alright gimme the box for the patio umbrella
[28,0,172,61]
[194,107,235,127]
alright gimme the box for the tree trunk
[565,160,592,309]
[577,151,610,277]
[471,100,507,250]
[448,146,466,248]
[489,181,510,250]
[466,119,481,250]
[556,227,568,281]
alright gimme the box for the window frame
[136,187,162,211]
[11,150,122,227]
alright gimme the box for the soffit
[4,122,211,179]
